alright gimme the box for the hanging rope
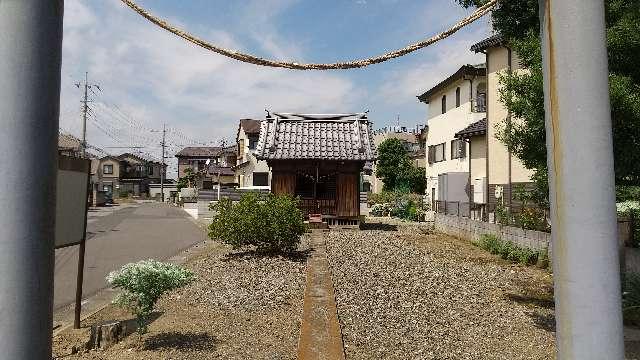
[120,0,497,70]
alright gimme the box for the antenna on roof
[265,109,271,118]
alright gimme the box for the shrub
[107,260,194,335]
[617,186,640,202]
[618,201,640,247]
[474,234,545,266]
[208,193,305,253]
[370,203,392,217]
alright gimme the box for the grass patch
[473,234,548,267]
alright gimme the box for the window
[434,143,446,162]
[475,82,487,112]
[248,135,259,150]
[103,164,113,174]
[441,95,447,114]
[451,139,466,159]
[238,139,245,158]
[253,172,269,186]
[147,166,154,175]
[428,143,446,164]
[455,87,461,107]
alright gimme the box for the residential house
[471,35,534,207]
[368,124,426,193]
[175,146,237,189]
[234,119,271,189]
[255,112,377,225]
[417,64,487,210]
[91,153,165,197]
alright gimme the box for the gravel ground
[326,228,556,360]
[53,236,309,360]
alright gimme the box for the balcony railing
[474,94,487,112]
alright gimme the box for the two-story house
[470,35,534,208]
[91,153,165,197]
[234,119,271,189]
[418,64,487,210]
[175,146,237,189]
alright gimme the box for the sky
[59,0,491,178]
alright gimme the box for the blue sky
[59,0,490,177]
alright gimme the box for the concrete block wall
[434,213,550,251]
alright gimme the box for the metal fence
[435,200,551,232]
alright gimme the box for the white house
[234,119,271,189]
[418,64,487,210]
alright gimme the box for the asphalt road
[53,202,206,310]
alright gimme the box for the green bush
[474,234,546,266]
[208,193,305,253]
[107,260,194,335]
[617,186,640,202]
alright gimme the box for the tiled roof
[470,34,505,52]
[255,113,377,161]
[207,165,235,176]
[175,146,225,157]
[58,134,81,150]
[417,64,486,103]
[239,119,261,134]
[455,118,487,138]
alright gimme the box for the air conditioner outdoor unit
[473,177,486,204]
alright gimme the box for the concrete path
[298,230,345,360]
[53,202,206,310]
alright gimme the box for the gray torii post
[0,0,64,358]
[539,0,624,358]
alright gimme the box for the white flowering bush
[617,201,640,215]
[106,260,194,335]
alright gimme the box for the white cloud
[378,37,485,104]
[60,0,361,177]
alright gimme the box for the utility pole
[539,0,624,358]
[0,1,64,358]
[161,123,166,202]
[76,72,99,158]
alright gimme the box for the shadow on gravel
[359,222,398,231]
[223,249,312,263]
[143,331,219,351]
[529,311,556,332]
[506,293,555,309]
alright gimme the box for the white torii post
[539,0,625,358]
[0,0,64,358]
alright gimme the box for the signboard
[55,156,90,249]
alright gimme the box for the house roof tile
[470,34,505,53]
[455,118,487,138]
[255,113,377,161]
[417,64,486,103]
[175,146,234,158]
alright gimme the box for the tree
[376,138,426,193]
[458,0,640,204]
[376,138,410,191]
[176,167,198,191]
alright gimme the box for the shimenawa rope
[120,0,497,70]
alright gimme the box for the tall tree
[376,138,426,193]
[458,0,640,204]
[376,138,409,191]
